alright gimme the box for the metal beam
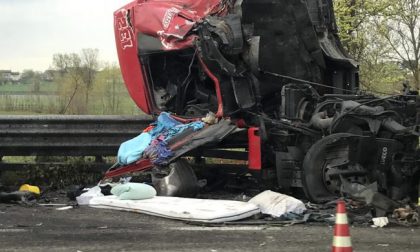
[0,115,153,157]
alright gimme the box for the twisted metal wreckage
[108,0,420,212]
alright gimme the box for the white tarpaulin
[249,190,306,218]
[89,195,260,223]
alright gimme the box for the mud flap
[152,159,199,197]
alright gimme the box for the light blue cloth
[117,112,205,165]
[111,183,157,200]
[164,121,205,141]
[117,132,152,165]
[149,112,182,138]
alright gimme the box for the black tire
[302,133,355,203]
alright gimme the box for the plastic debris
[19,184,41,195]
[372,217,389,228]
[56,206,73,211]
[201,112,218,125]
[76,186,104,205]
[249,190,306,218]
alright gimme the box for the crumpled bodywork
[114,0,420,206]
[115,0,358,116]
[133,0,229,50]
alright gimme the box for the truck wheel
[302,133,368,203]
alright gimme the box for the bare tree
[52,49,99,114]
[61,53,84,114]
[80,48,99,108]
[379,0,420,89]
[52,53,72,77]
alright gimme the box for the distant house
[10,72,22,83]
[42,69,56,82]
[0,70,12,83]
[0,70,21,84]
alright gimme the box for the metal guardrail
[0,115,153,157]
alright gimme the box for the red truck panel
[114,5,151,114]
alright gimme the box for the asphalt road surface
[0,204,419,252]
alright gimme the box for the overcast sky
[0,0,132,72]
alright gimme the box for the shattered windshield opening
[140,46,218,116]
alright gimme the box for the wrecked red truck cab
[115,0,229,116]
[113,0,420,207]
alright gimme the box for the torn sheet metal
[133,0,231,50]
[340,180,399,216]
[165,119,237,165]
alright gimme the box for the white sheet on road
[89,196,260,223]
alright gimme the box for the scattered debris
[19,184,40,196]
[56,206,73,211]
[372,217,389,228]
[201,112,218,125]
[340,180,398,216]
[249,190,306,218]
[76,186,104,206]
[0,191,36,204]
[66,185,86,201]
[38,203,68,207]
[392,206,419,225]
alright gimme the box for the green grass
[0,79,144,115]
[0,92,143,116]
[0,81,58,93]
[0,110,48,115]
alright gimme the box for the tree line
[334,0,420,93]
[52,49,136,115]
